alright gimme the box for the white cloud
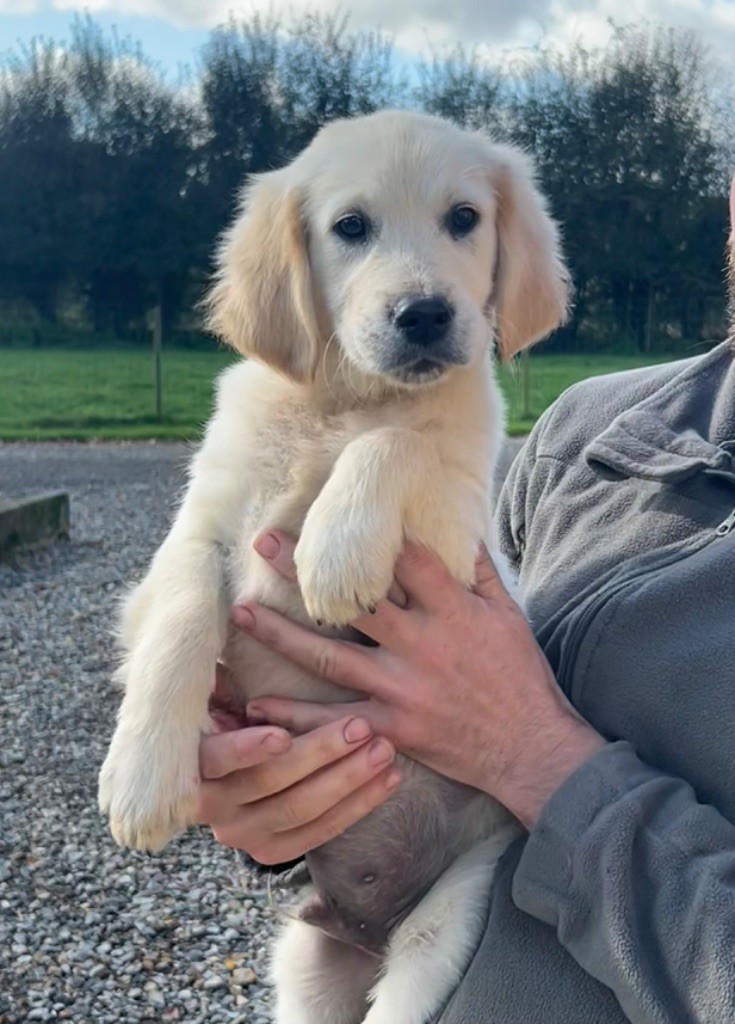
[2,0,735,65]
[41,0,554,37]
[537,0,735,63]
[0,0,39,12]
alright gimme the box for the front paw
[295,511,402,627]
[98,718,201,852]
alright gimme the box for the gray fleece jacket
[436,340,735,1024]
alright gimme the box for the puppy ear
[490,146,571,359]
[205,172,323,383]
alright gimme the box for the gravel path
[0,437,526,1024]
[0,442,286,1024]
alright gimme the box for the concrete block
[0,492,70,558]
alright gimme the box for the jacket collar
[585,342,735,484]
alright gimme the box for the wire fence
[3,336,714,442]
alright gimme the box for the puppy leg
[98,374,261,851]
[98,536,227,850]
[362,834,516,1024]
[296,427,481,626]
[272,918,378,1024]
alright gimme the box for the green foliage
[416,44,504,130]
[507,25,727,351]
[195,12,401,238]
[0,14,731,354]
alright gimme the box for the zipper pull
[716,508,735,537]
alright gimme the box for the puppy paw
[295,507,402,627]
[98,718,202,852]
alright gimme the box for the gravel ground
[0,442,289,1024]
[0,438,525,1024]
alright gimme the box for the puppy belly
[300,763,503,952]
[222,624,360,707]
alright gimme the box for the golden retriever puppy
[99,109,569,1024]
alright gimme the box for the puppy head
[207,111,570,389]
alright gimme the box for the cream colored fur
[98,109,569,1024]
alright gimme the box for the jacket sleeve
[496,418,735,1023]
[513,740,735,1024]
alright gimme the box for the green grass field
[0,347,673,441]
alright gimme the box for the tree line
[0,13,732,353]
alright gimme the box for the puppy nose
[393,296,454,345]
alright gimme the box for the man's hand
[234,531,604,830]
[197,664,400,864]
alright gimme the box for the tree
[510,25,723,351]
[67,17,200,334]
[0,12,730,351]
[279,12,401,155]
[197,12,285,238]
[0,40,78,322]
[416,44,504,131]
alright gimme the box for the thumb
[472,542,510,601]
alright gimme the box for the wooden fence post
[152,301,163,422]
[521,349,532,421]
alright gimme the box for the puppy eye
[333,213,369,243]
[448,204,479,238]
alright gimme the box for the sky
[1,0,735,73]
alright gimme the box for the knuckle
[278,796,304,832]
[315,718,351,758]
[258,618,281,647]
[233,732,255,764]
[313,643,339,683]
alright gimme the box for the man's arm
[514,741,735,1023]
[497,419,735,1023]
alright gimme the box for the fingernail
[384,769,401,791]
[343,717,372,744]
[368,738,394,767]
[231,606,255,631]
[261,732,289,754]
[254,532,281,561]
